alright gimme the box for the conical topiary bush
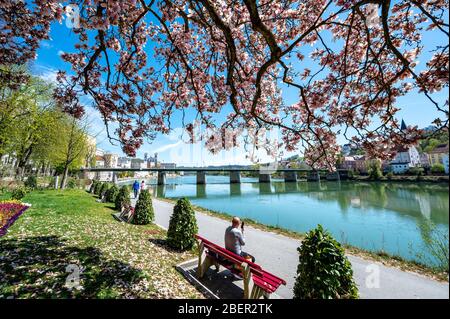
[115,185,131,211]
[293,225,358,299]
[167,197,198,250]
[132,189,154,225]
[106,184,119,203]
[94,181,103,196]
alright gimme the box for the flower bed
[0,200,31,237]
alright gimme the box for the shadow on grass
[147,238,192,254]
[0,235,148,298]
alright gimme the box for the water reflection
[259,183,272,194]
[230,183,241,196]
[196,184,206,198]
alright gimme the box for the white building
[104,153,119,168]
[131,158,146,169]
[389,145,421,174]
[389,119,421,174]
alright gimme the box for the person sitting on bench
[224,216,255,263]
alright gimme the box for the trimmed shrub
[24,175,37,189]
[132,190,154,225]
[431,163,445,174]
[115,185,130,211]
[167,197,198,250]
[293,225,358,299]
[99,182,110,197]
[67,178,77,189]
[106,184,119,203]
[94,182,103,196]
[11,187,27,201]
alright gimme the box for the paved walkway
[133,197,449,299]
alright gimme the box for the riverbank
[142,197,448,298]
[351,175,449,183]
[156,196,448,282]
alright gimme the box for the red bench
[195,234,286,299]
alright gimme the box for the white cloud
[33,65,59,84]
[153,141,183,154]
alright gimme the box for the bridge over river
[81,167,349,185]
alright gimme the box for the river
[122,175,449,267]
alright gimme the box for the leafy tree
[48,114,90,189]
[2,1,448,168]
[293,225,358,299]
[132,190,154,225]
[367,160,383,180]
[431,163,445,174]
[115,185,131,211]
[0,75,57,177]
[167,198,198,251]
[24,175,37,189]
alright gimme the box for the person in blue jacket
[132,180,140,198]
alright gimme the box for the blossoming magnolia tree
[1,0,448,169]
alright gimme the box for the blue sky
[30,6,448,165]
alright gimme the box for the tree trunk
[60,165,69,189]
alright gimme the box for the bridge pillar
[197,171,206,184]
[230,171,241,184]
[259,173,271,183]
[326,171,340,181]
[157,171,166,185]
[307,171,320,182]
[284,171,297,183]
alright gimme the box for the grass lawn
[0,189,203,299]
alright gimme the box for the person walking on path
[132,180,140,199]
[224,216,255,262]
[140,180,146,191]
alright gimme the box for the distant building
[160,163,177,169]
[419,153,430,168]
[388,120,421,174]
[95,148,105,157]
[131,158,146,169]
[354,155,368,173]
[118,157,131,169]
[144,152,158,168]
[95,155,105,168]
[389,145,421,174]
[428,144,449,167]
[340,156,357,170]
